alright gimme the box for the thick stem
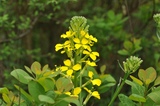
[108,73,129,106]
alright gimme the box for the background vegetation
[0,0,160,105]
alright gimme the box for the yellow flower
[73,38,91,51]
[83,87,100,99]
[72,64,81,71]
[86,61,97,66]
[55,43,63,51]
[91,79,101,86]
[80,30,86,36]
[65,87,81,97]
[73,87,81,95]
[92,91,100,99]
[55,40,71,53]
[60,59,81,76]
[83,50,99,61]
[88,71,94,79]
[61,30,75,38]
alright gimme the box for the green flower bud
[123,56,143,74]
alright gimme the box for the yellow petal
[92,52,99,56]
[64,59,71,66]
[75,44,81,49]
[82,38,88,45]
[61,34,67,38]
[86,61,97,66]
[92,91,100,99]
[73,38,80,43]
[91,79,101,86]
[67,69,73,76]
[65,92,71,95]
[88,71,94,79]
[55,44,63,51]
[90,54,96,61]
[80,30,86,36]
[83,50,90,55]
[60,66,68,71]
[73,87,81,95]
[73,64,81,71]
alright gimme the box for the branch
[0,16,39,44]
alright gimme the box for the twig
[0,16,39,44]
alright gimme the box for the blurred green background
[0,0,160,105]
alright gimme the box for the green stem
[108,72,129,106]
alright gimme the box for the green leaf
[31,61,41,74]
[28,81,45,102]
[129,94,146,102]
[100,65,106,74]
[98,74,116,93]
[14,85,33,103]
[118,94,135,106]
[24,66,33,74]
[123,40,133,50]
[130,75,143,85]
[118,49,130,56]
[56,77,73,93]
[38,95,55,104]
[154,76,160,86]
[11,69,33,84]
[2,93,10,104]
[38,78,55,91]
[63,96,80,106]
[148,87,160,105]
[138,67,157,85]
[125,80,145,96]
[0,87,9,94]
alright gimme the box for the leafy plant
[0,16,116,106]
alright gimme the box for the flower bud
[123,56,143,74]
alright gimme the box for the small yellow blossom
[83,50,99,61]
[92,91,100,99]
[72,64,81,71]
[91,79,101,86]
[86,61,97,66]
[61,30,75,38]
[55,40,71,53]
[73,38,91,51]
[83,87,100,99]
[80,30,86,36]
[73,87,81,95]
[88,71,94,79]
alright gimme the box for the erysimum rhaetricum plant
[0,16,116,106]
[0,16,160,106]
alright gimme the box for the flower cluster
[55,16,101,103]
[123,56,143,74]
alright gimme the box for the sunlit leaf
[14,85,33,103]
[118,94,135,106]
[39,95,55,104]
[56,77,73,93]
[130,75,143,85]
[38,78,55,91]
[154,76,160,86]
[0,87,9,94]
[148,87,160,105]
[11,69,33,84]
[31,61,41,74]
[129,94,146,102]
[28,81,45,102]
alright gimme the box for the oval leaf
[39,95,55,104]
[28,81,45,102]
[129,94,146,102]
[11,69,32,84]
